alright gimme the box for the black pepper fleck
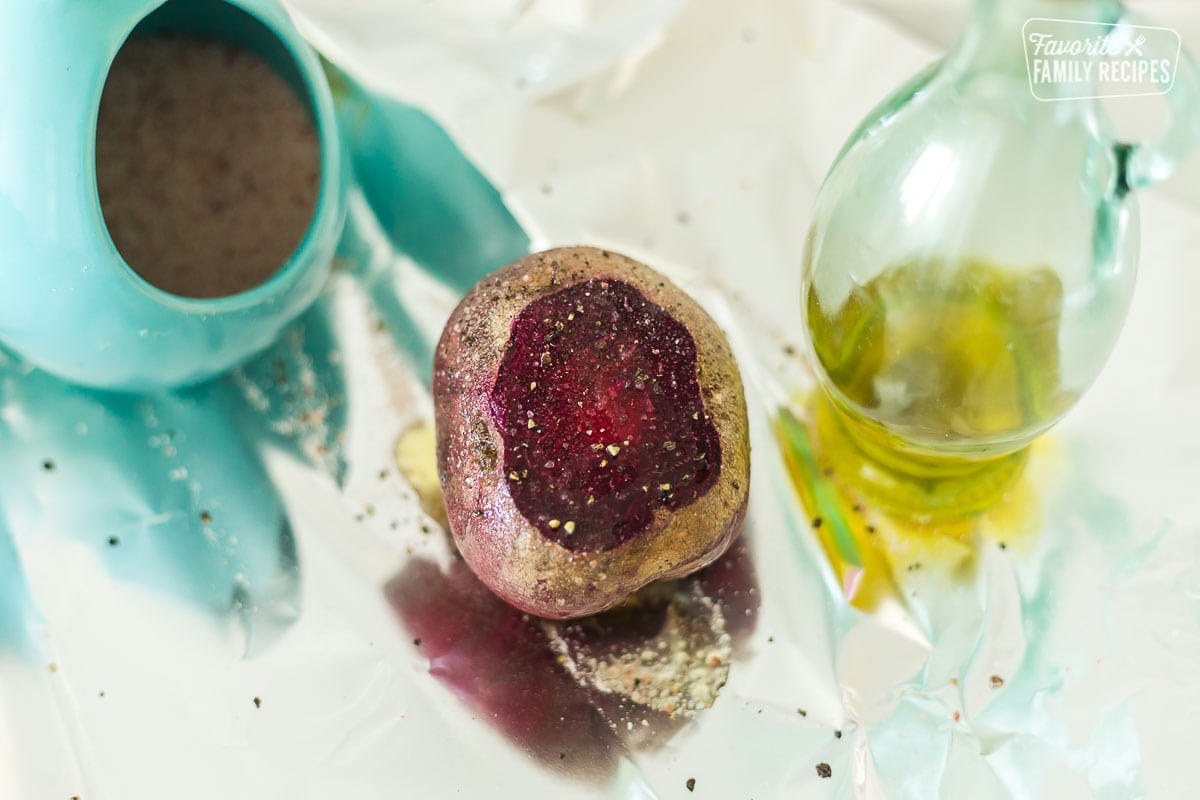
[413,638,422,647]
[834,730,842,738]
[816,763,832,779]
[199,511,212,524]
[42,459,56,472]
[107,536,120,547]
[686,777,696,792]
[252,697,262,708]
[811,517,823,529]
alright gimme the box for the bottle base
[813,394,1029,523]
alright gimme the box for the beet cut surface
[490,279,721,553]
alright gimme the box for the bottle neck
[951,0,1126,75]
[972,0,1123,26]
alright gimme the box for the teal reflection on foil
[0,512,37,655]
[327,59,531,296]
[0,71,528,654]
[851,458,1149,798]
[0,349,300,654]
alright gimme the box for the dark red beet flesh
[490,279,721,552]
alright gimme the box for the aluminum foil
[3,0,1199,797]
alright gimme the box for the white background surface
[3,1,1199,797]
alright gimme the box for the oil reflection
[774,395,1045,611]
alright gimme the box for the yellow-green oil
[774,404,1050,611]
[804,258,1073,516]
[775,258,1068,606]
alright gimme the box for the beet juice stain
[386,538,758,778]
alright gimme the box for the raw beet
[434,247,749,619]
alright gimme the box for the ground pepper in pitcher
[96,35,320,299]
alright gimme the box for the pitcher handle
[1118,15,1200,190]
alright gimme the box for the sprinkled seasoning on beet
[490,279,721,552]
[433,248,750,620]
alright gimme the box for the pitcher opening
[95,0,322,300]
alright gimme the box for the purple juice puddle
[386,538,758,777]
[387,557,620,776]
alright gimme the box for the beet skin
[433,247,749,619]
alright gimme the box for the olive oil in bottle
[804,258,1073,514]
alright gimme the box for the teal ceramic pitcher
[0,0,346,390]
[802,0,1200,503]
